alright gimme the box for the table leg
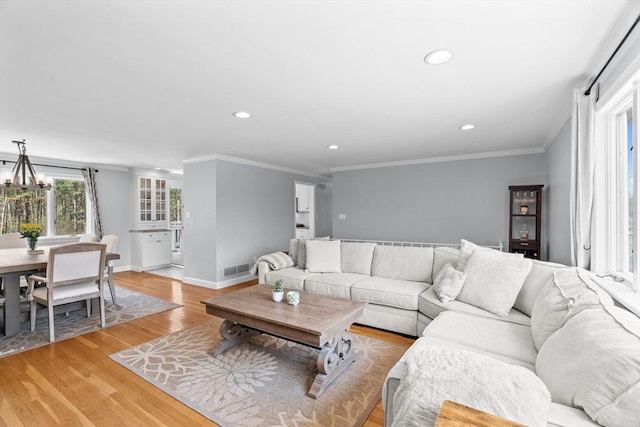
[307,331,356,398]
[209,320,259,356]
[2,273,22,337]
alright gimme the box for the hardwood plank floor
[0,271,415,426]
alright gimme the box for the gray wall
[332,154,545,250]
[183,158,332,285]
[95,168,133,270]
[544,119,572,265]
[182,160,218,284]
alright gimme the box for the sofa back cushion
[514,259,570,316]
[530,268,614,350]
[289,237,330,269]
[305,240,342,273]
[535,305,640,426]
[371,245,434,282]
[340,242,376,275]
[432,246,460,282]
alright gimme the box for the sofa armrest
[257,261,271,284]
[382,361,406,426]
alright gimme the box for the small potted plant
[272,280,284,302]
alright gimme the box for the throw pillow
[536,305,640,426]
[432,263,466,303]
[432,246,460,281]
[457,248,532,317]
[456,239,521,271]
[513,259,569,316]
[530,268,614,350]
[305,239,341,273]
[296,236,330,269]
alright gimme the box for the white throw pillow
[296,236,330,269]
[514,259,569,316]
[456,239,519,271]
[432,263,466,303]
[457,248,532,317]
[305,239,342,273]
[536,306,640,426]
[530,268,614,350]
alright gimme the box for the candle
[3,172,12,185]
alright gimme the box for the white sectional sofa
[257,238,640,427]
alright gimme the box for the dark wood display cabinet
[508,185,543,259]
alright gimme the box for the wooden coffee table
[202,284,367,398]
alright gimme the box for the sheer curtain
[82,168,103,239]
[570,85,598,268]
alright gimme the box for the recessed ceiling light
[233,111,251,119]
[424,49,453,65]
[459,124,476,130]
[327,145,339,150]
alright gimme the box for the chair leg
[30,301,37,332]
[99,294,106,328]
[48,306,55,342]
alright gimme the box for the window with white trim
[0,173,91,237]
[594,72,639,289]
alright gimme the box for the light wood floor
[0,271,415,426]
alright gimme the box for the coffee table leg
[307,331,356,399]
[209,320,259,356]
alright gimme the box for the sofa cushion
[418,287,531,326]
[514,259,570,316]
[530,268,614,350]
[371,245,433,282]
[340,242,376,275]
[457,248,532,317]
[305,239,341,273]
[391,340,550,427]
[432,246,460,281]
[432,262,465,303]
[351,277,430,310]
[536,306,640,427]
[304,272,369,299]
[423,311,538,370]
[264,267,320,290]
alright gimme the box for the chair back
[0,232,24,249]
[47,243,106,285]
[78,233,99,243]
[100,234,120,253]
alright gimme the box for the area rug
[0,286,181,357]
[110,319,409,426]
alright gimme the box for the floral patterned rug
[0,286,181,357]
[110,319,409,427]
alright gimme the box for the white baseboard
[183,274,256,290]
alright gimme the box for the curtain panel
[82,168,103,239]
[570,85,598,269]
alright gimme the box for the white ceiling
[0,0,634,176]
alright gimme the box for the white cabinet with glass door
[136,176,168,229]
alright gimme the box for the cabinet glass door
[139,178,152,221]
[155,179,166,221]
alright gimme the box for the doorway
[295,182,315,239]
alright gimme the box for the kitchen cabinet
[296,185,310,213]
[137,176,168,229]
[131,231,172,271]
[296,228,310,239]
[508,185,543,259]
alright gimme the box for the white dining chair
[100,234,120,303]
[78,233,99,243]
[27,242,107,342]
[0,232,23,249]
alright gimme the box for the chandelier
[2,140,52,190]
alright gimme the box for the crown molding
[182,153,325,178]
[330,147,546,173]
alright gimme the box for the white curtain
[570,85,598,268]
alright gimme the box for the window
[594,73,639,288]
[0,175,90,237]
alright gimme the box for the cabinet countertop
[129,229,171,233]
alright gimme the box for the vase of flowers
[19,223,43,251]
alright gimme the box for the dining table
[0,246,120,337]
